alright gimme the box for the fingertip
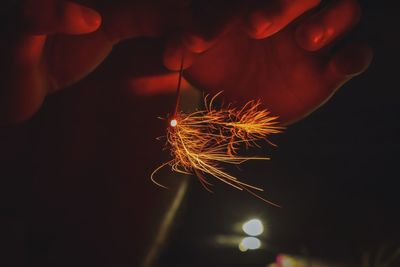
[182,33,215,53]
[182,14,239,53]
[62,2,102,34]
[296,0,361,51]
[330,43,373,78]
[295,23,328,51]
[163,39,196,71]
[244,0,321,40]
[80,5,102,29]
[244,11,273,39]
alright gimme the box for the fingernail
[81,7,101,28]
[249,13,272,38]
[307,25,325,44]
[255,20,272,36]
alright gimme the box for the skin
[0,0,372,125]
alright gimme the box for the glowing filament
[152,93,283,206]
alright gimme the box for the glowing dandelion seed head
[152,93,284,206]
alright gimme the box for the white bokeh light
[239,237,261,251]
[170,119,178,127]
[242,219,264,236]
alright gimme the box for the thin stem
[173,53,185,116]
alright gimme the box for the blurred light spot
[239,237,261,251]
[242,219,263,236]
[170,119,178,127]
[277,254,296,267]
[238,242,248,252]
[215,235,243,246]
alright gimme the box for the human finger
[165,2,240,69]
[22,0,101,35]
[325,43,373,89]
[163,37,197,71]
[295,0,361,51]
[244,0,321,39]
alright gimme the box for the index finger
[244,0,321,39]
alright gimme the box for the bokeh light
[170,119,178,127]
[242,219,264,236]
[238,237,261,252]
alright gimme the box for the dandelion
[151,92,283,206]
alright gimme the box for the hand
[1,0,372,126]
[0,0,184,123]
[163,0,373,124]
[0,0,99,123]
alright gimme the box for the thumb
[22,0,101,35]
[0,0,102,124]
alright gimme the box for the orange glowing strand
[151,92,283,206]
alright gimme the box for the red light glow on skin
[129,74,190,95]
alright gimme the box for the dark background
[0,0,399,267]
